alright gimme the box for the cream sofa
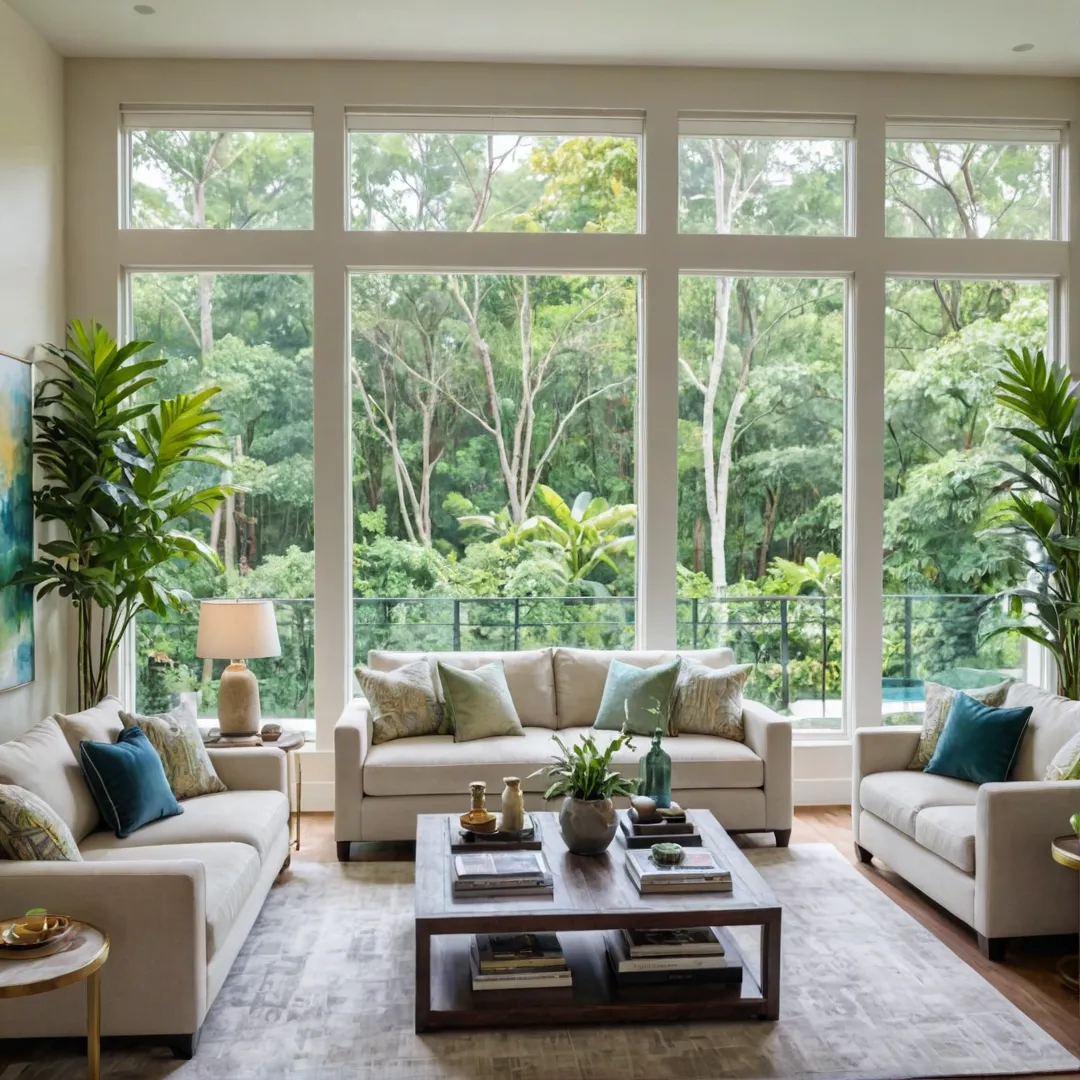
[0,699,290,1057]
[853,682,1080,959]
[335,646,793,856]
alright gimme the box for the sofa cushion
[0,717,99,843]
[553,648,736,729]
[363,724,763,797]
[77,789,288,862]
[908,680,1012,771]
[914,805,976,874]
[80,841,261,960]
[859,771,977,839]
[55,696,124,758]
[1007,682,1080,781]
[368,649,557,730]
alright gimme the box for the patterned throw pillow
[1045,731,1080,781]
[356,660,444,744]
[908,680,1013,771]
[121,703,227,800]
[673,659,753,740]
[0,784,82,861]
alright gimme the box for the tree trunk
[757,488,780,578]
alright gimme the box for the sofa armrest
[852,726,920,841]
[742,699,792,832]
[975,780,1080,938]
[0,860,206,1037]
[334,698,371,843]
[207,746,287,795]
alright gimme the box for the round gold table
[0,921,110,1079]
[1051,836,1080,992]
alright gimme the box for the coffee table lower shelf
[416,928,775,1032]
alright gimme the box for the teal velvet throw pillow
[594,658,682,736]
[79,727,183,839]
[924,692,1033,785]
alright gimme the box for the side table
[0,921,110,1079]
[1051,835,1080,993]
[206,729,306,850]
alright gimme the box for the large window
[131,272,315,726]
[676,276,846,730]
[124,109,314,229]
[882,277,1050,722]
[350,272,638,662]
[885,124,1058,239]
[679,119,850,236]
[348,115,640,232]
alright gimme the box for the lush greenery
[988,349,1080,699]
[531,728,640,802]
[10,321,232,709]
[126,128,1049,724]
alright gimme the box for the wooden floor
[302,807,1080,1063]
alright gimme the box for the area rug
[3,844,1077,1080]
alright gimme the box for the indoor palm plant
[531,728,639,854]
[8,320,233,709]
[986,347,1080,699]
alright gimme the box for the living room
[2,1,1080,1077]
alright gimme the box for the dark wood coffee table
[414,809,781,1032]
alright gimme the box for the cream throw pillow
[908,680,1013,771]
[0,784,82,861]
[121,703,227,800]
[673,659,753,740]
[355,660,445,744]
[1045,731,1080,781]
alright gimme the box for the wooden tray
[618,812,702,848]
[448,814,543,852]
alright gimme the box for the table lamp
[196,599,281,736]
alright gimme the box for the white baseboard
[794,777,852,806]
[294,779,334,813]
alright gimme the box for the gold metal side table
[267,730,305,851]
[0,921,110,1079]
[1051,835,1080,992]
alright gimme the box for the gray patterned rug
[2,844,1077,1080]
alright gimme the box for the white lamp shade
[196,599,281,660]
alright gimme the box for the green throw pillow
[908,679,1012,770]
[1045,731,1080,781]
[924,692,1032,785]
[594,658,682,736]
[0,784,82,861]
[438,661,525,743]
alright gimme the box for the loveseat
[0,698,290,1056]
[335,646,793,855]
[853,682,1080,959]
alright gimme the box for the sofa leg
[774,829,791,848]
[337,840,351,862]
[855,843,874,864]
[169,1029,201,1060]
[978,935,1007,961]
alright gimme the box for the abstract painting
[0,352,34,692]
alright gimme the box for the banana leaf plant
[985,347,1080,699]
[529,728,639,802]
[6,320,234,709]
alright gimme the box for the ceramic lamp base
[217,662,262,736]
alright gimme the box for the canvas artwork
[0,353,34,692]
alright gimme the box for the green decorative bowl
[651,842,684,866]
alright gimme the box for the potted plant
[986,348,1080,699]
[531,729,639,855]
[6,320,234,710]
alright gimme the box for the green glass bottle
[638,726,672,809]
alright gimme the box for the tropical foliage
[530,728,640,802]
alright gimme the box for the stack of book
[451,851,553,899]
[469,932,571,991]
[624,848,733,894]
[605,926,743,988]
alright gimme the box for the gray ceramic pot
[559,796,617,855]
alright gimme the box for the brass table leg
[295,752,302,851]
[87,969,101,1080]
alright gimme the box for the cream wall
[0,2,69,740]
[62,57,1080,802]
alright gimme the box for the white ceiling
[8,0,1080,75]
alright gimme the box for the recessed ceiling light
[1012,42,1035,52]
[133,4,156,13]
